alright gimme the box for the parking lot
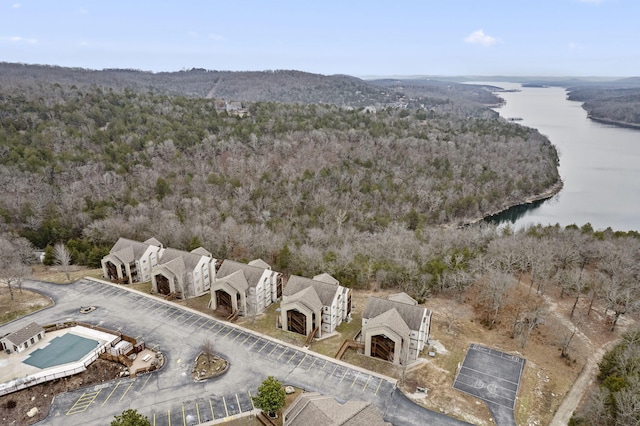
[31,281,395,425]
[6,279,463,426]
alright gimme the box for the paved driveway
[2,279,469,426]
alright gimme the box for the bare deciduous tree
[54,242,72,281]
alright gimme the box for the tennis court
[24,333,100,369]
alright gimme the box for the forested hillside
[572,328,640,425]
[0,63,501,110]
[0,76,561,267]
[567,85,640,128]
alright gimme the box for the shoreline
[456,179,564,228]
[586,114,640,130]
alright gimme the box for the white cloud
[12,3,21,8]
[208,33,225,41]
[2,35,37,44]
[464,29,499,47]
[577,0,606,3]
[187,30,198,38]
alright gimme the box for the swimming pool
[24,333,100,369]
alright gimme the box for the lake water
[477,82,640,233]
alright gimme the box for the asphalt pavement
[1,279,470,426]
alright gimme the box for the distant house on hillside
[283,392,390,426]
[279,273,351,339]
[151,247,215,299]
[209,259,283,317]
[1,322,45,354]
[360,293,431,365]
[101,238,163,284]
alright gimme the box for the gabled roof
[4,322,43,346]
[284,275,341,306]
[363,297,430,331]
[218,270,249,292]
[312,273,339,286]
[284,392,389,426]
[217,260,273,288]
[158,255,186,278]
[387,292,418,306]
[190,247,212,257]
[110,238,155,263]
[283,286,323,313]
[143,237,163,247]
[111,246,135,264]
[248,258,271,269]
[365,308,411,338]
[159,248,206,273]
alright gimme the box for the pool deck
[0,326,119,384]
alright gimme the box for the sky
[1,0,638,77]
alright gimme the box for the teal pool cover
[24,333,99,369]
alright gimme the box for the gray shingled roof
[190,247,212,257]
[110,237,152,261]
[365,308,411,337]
[283,286,323,313]
[159,248,203,272]
[248,258,271,269]
[143,237,163,247]
[312,273,339,285]
[284,392,389,426]
[217,260,269,289]
[387,292,418,306]
[284,275,340,306]
[219,269,249,292]
[159,255,186,278]
[4,322,43,346]
[363,297,430,331]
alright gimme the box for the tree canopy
[252,376,286,416]
[110,408,151,426]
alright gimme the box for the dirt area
[0,358,126,425]
[30,265,103,284]
[399,281,634,426]
[191,352,229,381]
[0,286,52,325]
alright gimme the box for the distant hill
[0,62,498,111]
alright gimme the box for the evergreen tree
[43,245,55,266]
